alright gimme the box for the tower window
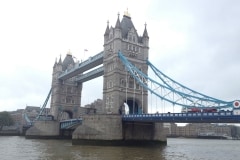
[66,96,72,103]
[129,80,134,88]
[129,35,132,41]
[136,83,140,90]
[133,36,136,42]
[67,87,72,93]
[110,34,113,39]
[121,79,126,87]
[107,80,113,88]
[128,45,132,51]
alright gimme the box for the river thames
[0,136,239,160]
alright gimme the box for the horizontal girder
[122,112,240,123]
[58,51,103,80]
[75,66,104,83]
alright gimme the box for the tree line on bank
[0,111,14,130]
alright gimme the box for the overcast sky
[0,0,240,112]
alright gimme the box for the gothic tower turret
[50,51,82,120]
[104,21,110,44]
[103,11,149,114]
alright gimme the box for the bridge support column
[122,122,166,145]
[72,115,123,145]
[72,115,166,146]
[25,121,60,139]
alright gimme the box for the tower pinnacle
[143,22,149,38]
[115,12,121,28]
[124,8,131,18]
[67,49,72,56]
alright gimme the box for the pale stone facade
[165,123,232,138]
[103,13,149,114]
[50,52,82,120]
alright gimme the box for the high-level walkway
[58,51,103,81]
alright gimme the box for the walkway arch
[58,110,73,120]
[126,99,140,114]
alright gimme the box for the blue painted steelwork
[36,88,52,120]
[118,51,235,110]
[60,118,82,129]
[23,113,32,126]
[75,66,104,83]
[147,60,232,109]
[122,112,240,123]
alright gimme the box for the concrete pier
[72,114,166,146]
[25,121,60,139]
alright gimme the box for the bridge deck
[122,112,240,123]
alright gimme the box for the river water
[0,136,239,160]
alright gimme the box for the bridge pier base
[72,115,166,146]
[25,121,60,139]
[72,115,122,145]
[123,121,167,145]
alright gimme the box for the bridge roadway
[58,51,103,81]
[122,111,240,123]
[59,112,240,130]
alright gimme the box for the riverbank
[0,126,21,136]
[167,135,236,140]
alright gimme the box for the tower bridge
[26,12,240,145]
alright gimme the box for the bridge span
[122,111,240,123]
[25,12,240,146]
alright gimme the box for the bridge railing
[123,112,233,118]
[122,111,240,123]
[60,118,82,129]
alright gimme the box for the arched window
[66,96,72,103]
[121,79,126,87]
[129,35,132,41]
[67,87,72,93]
[129,79,134,88]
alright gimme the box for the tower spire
[143,22,149,38]
[115,12,121,29]
[104,20,110,36]
[53,57,57,68]
[58,54,62,64]
[124,8,131,18]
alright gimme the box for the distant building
[9,109,24,126]
[78,99,103,116]
[165,123,232,138]
[24,106,40,121]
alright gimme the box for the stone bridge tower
[50,51,82,120]
[103,11,149,114]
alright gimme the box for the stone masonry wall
[26,121,60,138]
[72,114,122,140]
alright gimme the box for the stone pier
[25,121,60,139]
[72,114,166,146]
